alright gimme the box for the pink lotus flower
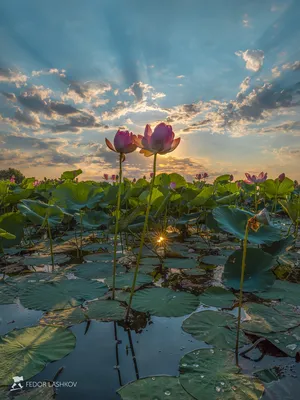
[170,182,176,190]
[132,178,136,183]
[10,175,15,183]
[143,175,147,180]
[278,173,285,182]
[230,174,234,181]
[103,174,109,180]
[195,172,208,180]
[237,181,242,188]
[105,130,137,154]
[111,175,116,181]
[244,172,267,184]
[150,172,154,178]
[33,180,40,187]
[134,123,180,157]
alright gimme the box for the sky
[0,0,300,182]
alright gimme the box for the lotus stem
[80,210,83,257]
[235,218,250,366]
[47,219,55,273]
[112,152,123,300]
[125,153,157,320]
[254,187,257,212]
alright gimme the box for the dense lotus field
[0,158,300,397]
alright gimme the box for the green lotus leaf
[190,186,214,207]
[212,206,282,245]
[0,228,16,240]
[179,348,264,400]
[3,188,33,206]
[264,177,294,198]
[0,281,18,304]
[86,300,125,321]
[83,253,113,262]
[23,253,70,266]
[130,287,199,317]
[241,302,300,334]
[224,248,276,292]
[118,376,193,400]
[50,182,104,212]
[0,326,76,385]
[168,173,186,188]
[0,212,25,248]
[262,325,300,357]
[199,287,237,308]
[176,212,203,226]
[18,199,67,227]
[201,254,229,266]
[256,280,300,305]
[72,262,123,279]
[40,307,87,327]
[61,169,82,180]
[182,310,249,349]
[19,279,107,311]
[105,272,152,289]
[280,198,300,223]
[261,235,295,257]
[164,258,198,269]
[75,210,110,229]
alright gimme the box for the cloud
[61,79,111,106]
[235,49,265,72]
[282,61,300,71]
[51,111,102,133]
[236,77,251,100]
[271,66,281,78]
[14,108,40,127]
[124,81,166,102]
[0,68,27,87]
[176,75,185,79]
[1,92,17,102]
[32,68,66,78]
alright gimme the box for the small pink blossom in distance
[105,130,137,154]
[33,180,40,187]
[10,175,15,183]
[133,178,136,183]
[229,174,234,181]
[143,175,147,179]
[134,123,180,157]
[150,172,154,178]
[111,175,116,181]
[169,182,176,190]
[244,172,267,184]
[195,172,208,180]
[278,173,285,182]
[237,181,242,188]
[103,174,109,180]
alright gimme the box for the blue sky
[1,0,300,181]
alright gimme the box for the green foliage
[0,168,25,183]
[61,169,83,180]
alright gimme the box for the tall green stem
[80,210,83,257]
[125,153,157,320]
[47,219,54,273]
[112,153,123,300]
[254,187,257,212]
[235,219,250,366]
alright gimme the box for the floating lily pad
[118,376,194,400]
[199,287,236,308]
[83,253,113,263]
[20,279,107,311]
[262,325,300,357]
[212,206,282,245]
[182,310,249,349]
[179,348,264,400]
[86,300,125,321]
[224,248,275,292]
[0,326,76,385]
[164,258,197,269]
[130,288,199,317]
[201,254,228,266]
[241,303,300,334]
[72,262,123,279]
[23,254,70,266]
[39,307,87,326]
[182,268,206,276]
[256,280,300,306]
[105,272,152,289]
[0,281,18,304]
